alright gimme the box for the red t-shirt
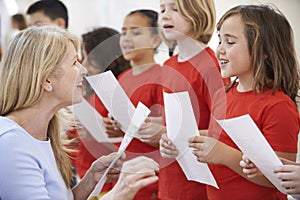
[159,47,226,200]
[207,84,300,200]
[116,64,163,199]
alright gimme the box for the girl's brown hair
[218,5,300,103]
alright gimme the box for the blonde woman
[0,25,158,200]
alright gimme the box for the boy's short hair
[27,0,68,28]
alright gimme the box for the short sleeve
[262,100,299,152]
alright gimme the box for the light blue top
[0,117,73,200]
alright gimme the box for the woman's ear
[43,78,53,92]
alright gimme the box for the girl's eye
[121,31,126,36]
[160,9,165,13]
[227,41,235,45]
[132,30,141,36]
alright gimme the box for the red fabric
[75,93,114,192]
[66,129,79,166]
[159,48,225,200]
[207,84,300,200]
[116,64,163,199]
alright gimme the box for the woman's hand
[101,156,159,200]
[89,152,124,183]
[72,152,125,200]
[159,133,178,158]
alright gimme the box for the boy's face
[28,11,54,26]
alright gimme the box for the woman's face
[158,0,193,41]
[50,41,87,106]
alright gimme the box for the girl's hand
[188,130,229,165]
[138,117,165,147]
[159,133,178,158]
[239,155,259,178]
[103,113,124,138]
[274,158,300,195]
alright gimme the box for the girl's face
[216,15,253,80]
[81,44,101,76]
[159,0,193,41]
[120,13,158,62]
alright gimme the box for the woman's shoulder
[0,117,43,148]
[0,117,22,139]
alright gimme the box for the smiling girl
[103,9,163,200]
[187,5,300,199]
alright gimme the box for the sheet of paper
[70,99,122,143]
[85,71,135,132]
[215,114,286,194]
[163,91,218,188]
[88,102,150,198]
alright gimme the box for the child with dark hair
[103,9,164,199]
[27,0,69,28]
[11,14,27,31]
[75,26,130,196]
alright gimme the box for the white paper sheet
[70,99,122,143]
[88,102,151,198]
[163,91,218,188]
[215,114,286,194]
[85,71,135,132]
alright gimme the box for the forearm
[72,169,98,200]
[222,147,274,188]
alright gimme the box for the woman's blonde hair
[0,25,79,187]
[175,0,216,44]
